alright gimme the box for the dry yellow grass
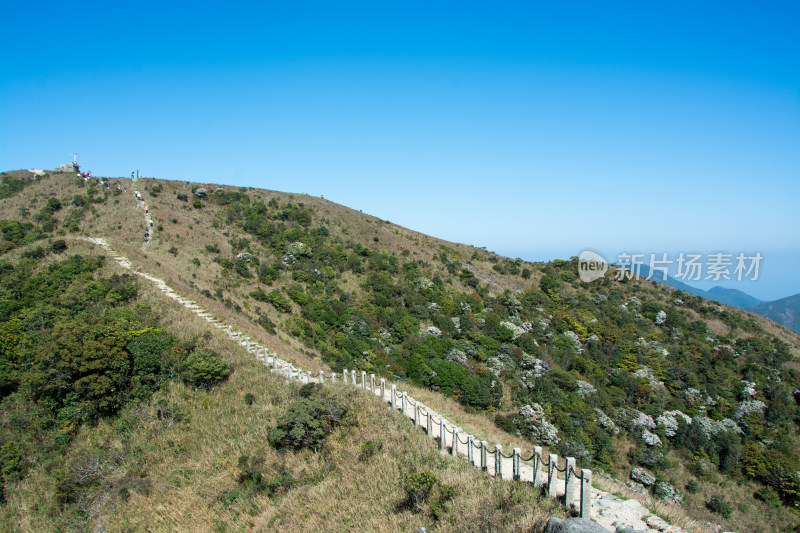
[4,320,565,532]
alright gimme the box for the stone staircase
[77,232,694,533]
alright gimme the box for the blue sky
[2,1,798,300]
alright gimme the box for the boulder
[418,326,442,338]
[656,410,692,438]
[545,517,611,533]
[653,481,683,506]
[634,448,664,468]
[415,277,434,289]
[487,353,515,376]
[740,380,757,397]
[503,292,522,318]
[576,380,597,397]
[521,354,550,376]
[193,187,207,198]
[734,400,767,421]
[594,408,620,435]
[641,429,663,447]
[287,241,310,257]
[693,416,743,439]
[519,403,559,445]
[616,408,656,431]
[630,467,655,487]
[633,366,664,387]
[447,349,468,367]
[625,480,648,495]
[563,330,583,352]
[500,320,527,339]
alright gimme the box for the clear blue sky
[2,1,798,300]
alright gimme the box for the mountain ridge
[748,293,800,336]
[1,167,799,532]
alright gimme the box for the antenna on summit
[72,152,78,164]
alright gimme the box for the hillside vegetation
[1,168,799,532]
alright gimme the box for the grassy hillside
[0,235,561,532]
[1,168,799,532]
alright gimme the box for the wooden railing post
[512,448,521,481]
[414,403,420,426]
[452,429,459,456]
[467,436,474,465]
[380,378,385,399]
[319,370,324,384]
[391,384,397,409]
[481,441,488,473]
[370,373,375,392]
[401,391,407,415]
[439,419,446,450]
[495,445,502,478]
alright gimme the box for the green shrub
[707,495,732,518]
[400,470,437,512]
[359,440,383,462]
[234,257,251,278]
[0,441,27,485]
[257,314,276,334]
[43,198,62,214]
[236,455,296,496]
[268,290,292,313]
[22,246,46,259]
[220,486,243,508]
[179,349,230,388]
[268,385,346,451]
